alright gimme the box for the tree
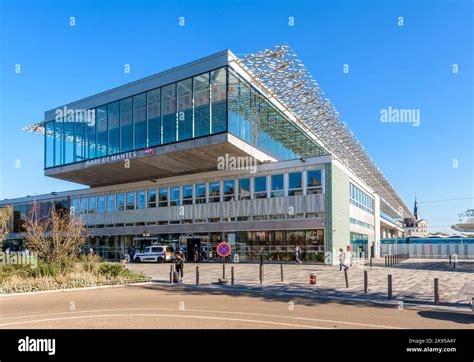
[0,205,13,250]
[22,206,89,263]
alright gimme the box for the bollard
[370,257,372,268]
[364,270,368,293]
[280,264,284,282]
[223,262,226,279]
[195,266,199,285]
[344,268,349,288]
[231,266,234,285]
[260,254,264,266]
[449,254,452,265]
[385,256,387,267]
[259,264,263,284]
[170,265,174,284]
[388,274,392,299]
[434,278,439,305]
[472,297,474,313]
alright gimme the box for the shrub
[98,262,125,277]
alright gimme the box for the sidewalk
[128,259,474,309]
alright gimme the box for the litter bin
[310,273,316,285]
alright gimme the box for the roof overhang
[45,133,276,187]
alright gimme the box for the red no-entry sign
[217,242,231,257]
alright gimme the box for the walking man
[339,248,349,271]
[295,245,302,265]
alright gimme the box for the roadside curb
[0,281,153,297]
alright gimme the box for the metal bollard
[364,270,368,293]
[370,257,372,268]
[170,265,174,284]
[449,254,451,265]
[231,266,234,285]
[196,266,199,285]
[223,263,226,279]
[434,278,439,305]
[344,268,349,288]
[388,274,392,299]
[280,264,284,282]
[259,264,263,284]
[385,256,387,267]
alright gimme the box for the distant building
[403,198,429,237]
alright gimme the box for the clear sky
[0,0,472,232]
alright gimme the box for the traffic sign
[217,242,231,257]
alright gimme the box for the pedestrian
[119,251,126,268]
[295,245,302,265]
[130,246,136,262]
[193,245,200,263]
[338,248,349,271]
[301,246,306,262]
[175,251,184,282]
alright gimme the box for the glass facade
[44,66,326,168]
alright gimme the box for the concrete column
[373,193,381,258]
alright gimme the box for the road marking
[0,313,329,329]
[0,307,400,329]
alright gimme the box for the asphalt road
[0,283,472,329]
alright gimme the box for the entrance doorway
[186,239,201,262]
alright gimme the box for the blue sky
[0,0,472,232]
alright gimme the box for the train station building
[0,46,412,264]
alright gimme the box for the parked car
[133,245,175,263]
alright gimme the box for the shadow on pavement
[135,282,401,310]
[417,310,473,325]
[388,261,474,273]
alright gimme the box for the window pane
[97,195,106,213]
[238,178,250,200]
[120,98,133,152]
[209,182,220,202]
[147,89,161,146]
[177,78,192,141]
[147,189,157,207]
[126,191,135,210]
[54,119,64,166]
[254,176,267,198]
[80,197,87,213]
[71,198,80,215]
[74,116,85,162]
[223,180,235,201]
[159,188,168,207]
[182,185,193,205]
[210,68,227,134]
[85,110,96,159]
[108,101,120,155]
[136,190,146,209]
[195,183,206,203]
[289,172,302,189]
[170,187,180,206]
[88,196,96,213]
[45,121,55,167]
[193,73,210,137]
[271,174,284,197]
[162,84,176,144]
[107,194,115,212]
[64,120,74,164]
[134,93,147,150]
[96,105,107,157]
[116,193,125,211]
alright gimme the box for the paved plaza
[128,258,474,309]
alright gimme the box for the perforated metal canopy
[234,45,412,219]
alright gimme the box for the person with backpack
[174,251,184,282]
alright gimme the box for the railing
[381,238,474,259]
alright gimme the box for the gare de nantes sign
[84,147,155,167]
